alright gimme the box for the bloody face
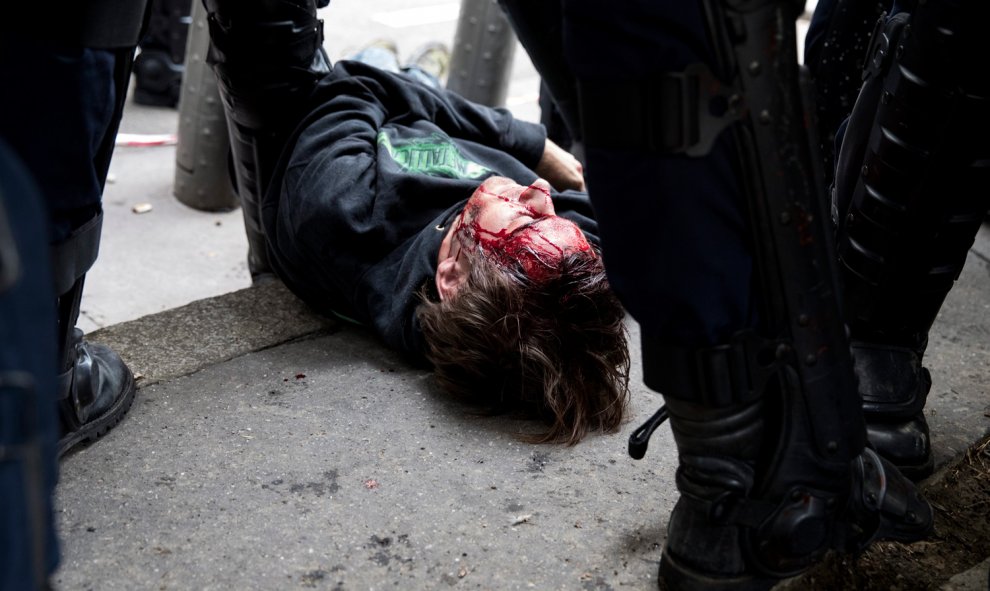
[450,177,593,281]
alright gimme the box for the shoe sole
[895,454,935,482]
[659,547,782,591]
[57,369,137,458]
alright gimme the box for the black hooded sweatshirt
[262,60,599,363]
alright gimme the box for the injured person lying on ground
[203,0,630,445]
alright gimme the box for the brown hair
[417,248,630,445]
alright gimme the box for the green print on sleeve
[378,131,491,179]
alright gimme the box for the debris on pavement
[115,133,178,147]
[511,514,532,526]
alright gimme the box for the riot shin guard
[804,0,887,185]
[832,1,990,478]
[202,0,331,280]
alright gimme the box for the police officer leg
[832,0,990,479]
[542,0,935,588]
[0,142,60,591]
[0,30,144,458]
[202,0,331,281]
[50,44,142,458]
[498,0,582,158]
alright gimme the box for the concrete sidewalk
[53,230,990,589]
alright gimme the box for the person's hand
[535,138,586,192]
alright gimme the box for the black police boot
[640,336,933,591]
[854,342,934,480]
[133,49,183,107]
[203,0,331,280]
[54,277,136,458]
[50,210,137,457]
[56,328,136,457]
[659,396,773,590]
[134,0,193,107]
[658,393,933,591]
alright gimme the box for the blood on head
[453,182,592,282]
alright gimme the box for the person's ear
[435,257,469,301]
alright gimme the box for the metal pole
[446,0,517,107]
[172,0,237,212]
